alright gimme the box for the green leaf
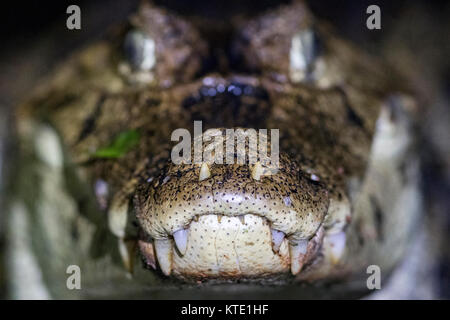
[92,129,140,159]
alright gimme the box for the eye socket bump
[230,1,330,85]
[123,29,156,72]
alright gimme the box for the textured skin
[10,1,421,296]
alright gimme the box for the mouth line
[182,211,274,231]
[147,194,316,241]
[163,212,282,253]
[161,210,298,252]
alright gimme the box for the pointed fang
[251,161,264,181]
[328,231,346,265]
[271,229,285,252]
[173,228,189,255]
[118,238,137,275]
[289,239,308,275]
[108,197,128,238]
[154,239,173,276]
[199,163,211,181]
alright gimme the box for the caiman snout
[135,132,329,280]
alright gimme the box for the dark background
[1,0,447,47]
[1,0,448,105]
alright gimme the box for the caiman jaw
[135,153,329,280]
[151,214,323,279]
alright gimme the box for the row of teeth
[199,161,265,181]
[154,225,293,276]
[152,218,346,277]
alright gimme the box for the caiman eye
[123,29,156,72]
[289,28,322,83]
[117,2,208,86]
[234,2,326,85]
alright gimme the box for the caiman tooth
[238,215,246,225]
[289,239,309,275]
[328,231,346,265]
[35,124,63,168]
[154,239,173,276]
[173,228,189,256]
[217,215,223,223]
[137,238,156,270]
[251,161,263,181]
[271,229,285,252]
[118,238,137,275]
[199,162,211,181]
[108,196,128,238]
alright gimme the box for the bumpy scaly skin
[13,1,420,290]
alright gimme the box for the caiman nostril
[182,78,271,129]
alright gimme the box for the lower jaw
[170,214,292,280]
